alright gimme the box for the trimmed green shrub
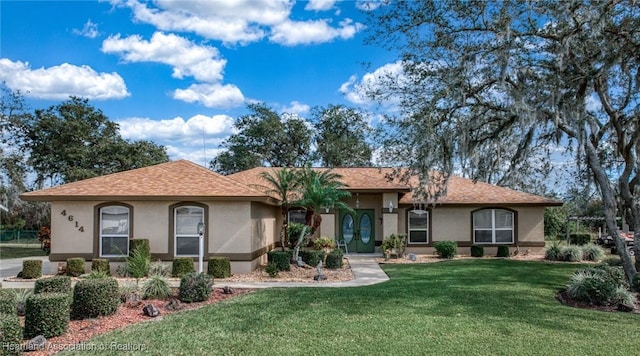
[71,278,120,319]
[127,243,151,278]
[34,275,71,295]
[22,259,42,279]
[496,245,510,258]
[149,261,171,277]
[561,245,583,262]
[569,233,591,245]
[544,240,562,261]
[325,249,343,269]
[129,239,150,255]
[299,250,326,267]
[434,241,457,259]
[267,251,291,271]
[381,234,407,257]
[470,245,484,257]
[582,243,605,262]
[24,292,70,338]
[265,262,279,277]
[142,275,172,300]
[66,257,86,277]
[0,291,16,315]
[592,265,627,287]
[178,273,213,303]
[172,258,195,277]
[91,258,111,275]
[208,256,231,278]
[0,312,22,355]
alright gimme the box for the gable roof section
[20,160,270,202]
[230,167,561,206]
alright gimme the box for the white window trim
[174,206,204,257]
[99,206,130,257]
[473,209,514,244]
[408,210,429,244]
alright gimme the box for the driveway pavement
[0,254,388,289]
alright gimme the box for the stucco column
[319,213,336,239]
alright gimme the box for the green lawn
[0,245,46,259]
[67,260,639,355]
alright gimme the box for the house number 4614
[60,210,85,232]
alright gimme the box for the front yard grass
[0,245,46,260]
[70,260,639,355]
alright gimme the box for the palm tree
[295,167,354,240]
[256,168,300,251]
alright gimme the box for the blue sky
[1,0,398,164]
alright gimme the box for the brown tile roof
[230,167,562,206]
[20,160,270,201]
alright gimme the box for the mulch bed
[18,287,254,355]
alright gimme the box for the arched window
[473,209,514,244]
[174,205,205,256]
[99,205,130,257]
[408,209,429,244]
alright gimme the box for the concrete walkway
[0,255,388,289]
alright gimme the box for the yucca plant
[127,244,151,278]
[12,288,32,316]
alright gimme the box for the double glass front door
[340,209,375,253]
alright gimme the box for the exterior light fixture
[388,200,394,213]
[324,206,330,213]
[197,221,205,273]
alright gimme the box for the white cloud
[173,83,245,109]
[340,61,405,107]
[102,32,226,83]
[109,0,363,46]
[0,58,129,100]
[305,0,337,11]
[73,19,100,38]
[270,18,364,46]
[117,113,235,163]
[355,0,384,11]
[281,101,310,115]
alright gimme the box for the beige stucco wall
[209,201,252,254]
[50,202,95,255]
[319,213,336,239]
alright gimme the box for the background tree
[211,103,313,174]
[312,104,372,167]
[20,96,168,186]
[366,1,640,280]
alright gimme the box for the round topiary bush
[299,250,325,267]
[71,278,120,319]
[0,312,22,355]
[496,245,510,258]
[267,251,290,271]
[325,249,343,269]
[66,257,86,277]
[172,257,195,277]
[91,258,111,275]
[434,241,457,259]
[0,290,16,315]
[24,292,70,338]
[178,273,213,303]
[470,245,484,257]
[22,259,42,279]
[265,261,279,277]
[207,256,231,278]
[34,275,71,295]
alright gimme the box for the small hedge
[24,292,70,338]
[208,256,231,278]
[325,249,343,269]
[496,245,510,258]
[34,275,71,295]
[299,250,326,267]
[71,278,120,320]
[22,259,42,279]
[267,251,291,271]
[0,312,22,355]
[179,273,213,303]
[66,257,86,277]
[172,258,195,277]
[0,291,16,315]
[470,245,484,257]
[91,259,111,275]
[434,241,457,259]
[569,233,592,245]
